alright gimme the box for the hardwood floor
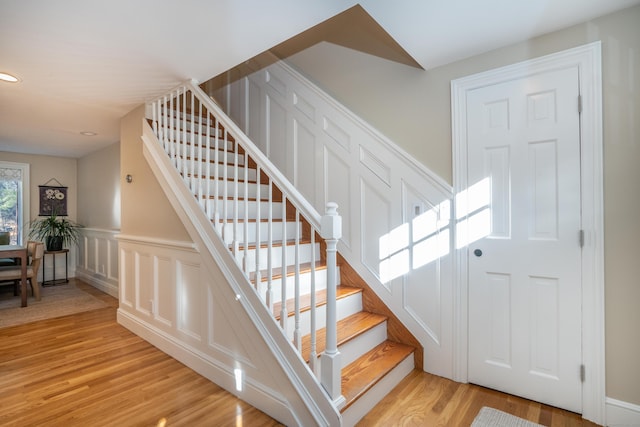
[0,279,601,426]
[0,279,281,427]
[357,370,601,426]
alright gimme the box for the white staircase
[146,81,417,425]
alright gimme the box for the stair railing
[147,80,343,403]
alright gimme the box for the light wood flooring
[0,279,600,426]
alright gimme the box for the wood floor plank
[0,279,282,427]
[357,370,602,426]
[1,279,602,426]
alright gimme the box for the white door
[465,67,582,412]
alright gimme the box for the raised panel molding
[77,228,119,298]
[401,181,451,345]
[322,116,351,153]
[324,145,352,249]
[293,91,316,123]
[359,145,391,187]
[216,55,455,377]
[115,236,314,426]
[117,237,263,364]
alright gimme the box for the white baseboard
[76,269,118,298]
[116,309,298,426]
[606,397,640,426]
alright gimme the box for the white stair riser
[206,200,284,221]
[314,321,388,380]
[236,242,320,273]
[217,221,300,245]
[159,130,234,150]
[165,145,243,166]
[210,180,270,200]
[281,290,362,342]
[254,266,334,305]
[159,109,227,134]
[191,163,257,181]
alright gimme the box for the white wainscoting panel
[212,57,455,378]
[115,234,328,426]
[76,228,119,297]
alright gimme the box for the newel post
[320,202,344,405]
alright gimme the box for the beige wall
[0,151,79,275]
[285,5,640,405]
[77,142,120,230]
[119,105,189,241]
[0,151,78,226]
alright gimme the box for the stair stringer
[136,120,341,426]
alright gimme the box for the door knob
[473,249,483,257]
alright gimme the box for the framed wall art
[39,178,68,216]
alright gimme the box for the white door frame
[451,42,604,425]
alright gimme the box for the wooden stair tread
[300,311,387,362]
[340,340,414,412]
[273,285,361,320]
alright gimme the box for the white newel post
[320,202,344,405]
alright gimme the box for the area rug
[0,283,108,328]
[472,407,543,427]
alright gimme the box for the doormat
[472,407,543,427]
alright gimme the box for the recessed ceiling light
[0,72,20,83]
[80,131,97,136]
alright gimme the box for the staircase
[146,81,418,425]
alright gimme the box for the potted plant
[28,213,83,251]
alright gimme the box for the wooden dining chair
[0,231,17,267]
[0,241,44,301]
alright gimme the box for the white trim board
[606,397,640,427]
[451,42,605,425]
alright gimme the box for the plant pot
[46,236,63,251]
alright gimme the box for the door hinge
[578,95,583,114]
[580,364,586,382]
[579,229,585,248]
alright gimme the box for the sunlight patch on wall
[377,177,491,284]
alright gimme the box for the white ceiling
[1,0,638,158]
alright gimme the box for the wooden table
[0,245,28,307]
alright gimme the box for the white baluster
[254,165,262,287]
[280,195,287,331]
[205,110,211,213]
[243,151,249,275]
[222,128,228,242]
[165,93,176,172]
[320,202,343,402]
[293,210,301,351]
[189,90,195,187]
[309,228,317,374]
[197,99,203,202]
[266,178,273,312]
[232,140,239,258]
[152,101,158,139]
[213,117,220,228]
